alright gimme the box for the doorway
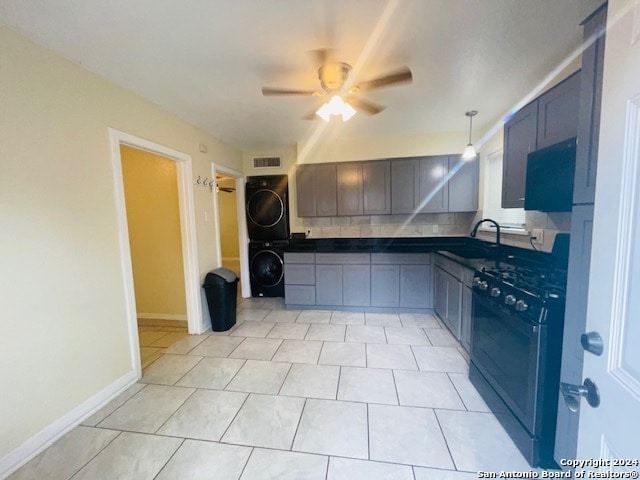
[212,163,250,298]
[120,145,189,369]
[109,129,203,377]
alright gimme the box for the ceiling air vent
[253,156,281,168]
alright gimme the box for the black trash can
[203,268,239,332]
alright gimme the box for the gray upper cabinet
[502,71,580,209]
[448,155,479,212]
[536,71,580,150]
[337,162,364,216]
[296,164,337,217]
[574,5,606,204]
[391,158,420,214]
[502,101,538,208]
[363,160,391,215]
[417,156,449,213]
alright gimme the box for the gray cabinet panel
[372,253,431,265]
[284,252,315,264]
[316,253,369,264]
[434,266,447,321]
[363,160,391,215]
[448,155,479,212]
[337,162,364,216]
[296,164,337,217]
[316,264,343,305]
[445,272,462,339]
[417,156,449,213]
[574,7,606,204]
[536,72,580,150]
[391,158,420,214]
[343,265,371,307]
[400,264,431,308]
[371,264,400,307]
[284,264,315,285]
[461,285,472,352]
[285,285,316,305]
[503,101,538,208]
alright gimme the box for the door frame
[108,128,203,375]
[212,163,250,298]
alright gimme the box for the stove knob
[490,287,501,297]
[515,300,529,312]
[478,281,488,291]
[472,277,482,287]
[504,294,516,306]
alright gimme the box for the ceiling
[0,0,602,151]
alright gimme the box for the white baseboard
[0,370,139,479]
[137,312,187,321]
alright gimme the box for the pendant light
[462,110,478,160]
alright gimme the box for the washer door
[250,249,283,287]
[247,189,284,228]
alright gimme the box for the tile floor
[138,321,188,370]
[10,298,532,480]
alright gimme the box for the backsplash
[300,210,571,253]
[301,212,477,238]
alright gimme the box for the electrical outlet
[532,228,544,245]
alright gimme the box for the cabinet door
[417,156,448,213]
[400,264,432,308]
[502,101,538,208]
[536,72,580,150]
[448,155,479,212]
[461,285,473,352]
[296,164,337,217]
[391,158,420,214]
[363,160,391,215]
[445,272,462,339]
[433,266,447,321]
[296,165,316,217]
[343,264,371,307]
[337,162,364,216]
[315,164,338,216]
[316,264,342,305]
[573,7,606,204]
[371,264,400,307]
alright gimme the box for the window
[483,150,526,229]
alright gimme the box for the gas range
[472,259,567,324]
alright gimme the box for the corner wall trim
[0,370,138,479]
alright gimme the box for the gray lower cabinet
[285,251,431,311]
[316,264,343,305]
[371,264,400,307]
[343,264,371,306]
[433,253,474,349]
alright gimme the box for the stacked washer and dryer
[245,175,290,297]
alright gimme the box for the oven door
[471,291,545,435]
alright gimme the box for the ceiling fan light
[316,102,331,122]
[341,102,357,122]
[462,143,477,160]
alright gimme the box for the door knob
[580,331,603,356]
[560,378,601,412]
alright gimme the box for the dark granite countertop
[285,236,559,271]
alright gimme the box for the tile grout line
[67,430,125,480]
[218,392,252,442]
[289,397,308,451]
[391,369,401,406]
[432,408,459,471]
[235,447,255,480]
[153,387,199,435]
[221,359,248,391]
[446,372,470,411]
[150,437,186,480]
[276,362,294,396]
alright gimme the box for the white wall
[0,25,242,467]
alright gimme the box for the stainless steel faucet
[470,218,501,248]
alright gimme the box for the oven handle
[472,290,540,336]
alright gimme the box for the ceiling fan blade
[219,187,235,193]
[353,67,413,92]
[262,87,318,96]
[348,97,386,115]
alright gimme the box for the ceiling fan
[261,49,412,119]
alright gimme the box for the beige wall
[0,26,242,462]
[121,146,187,318]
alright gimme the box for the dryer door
[247,189,284,228]
[250,249,284,288]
